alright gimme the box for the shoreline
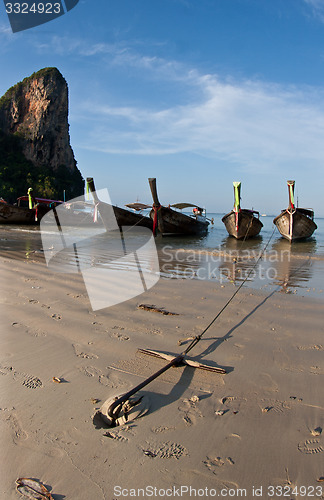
[1,238,324,300]
[1,254,323,499]
[1,220,324,302]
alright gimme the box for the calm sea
[1,214,323,299]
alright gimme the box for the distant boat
[86,178,153,230]
[125,202,152,212]
[273,180,317,242]
[148,177,209,236]
[0,189,62,224]
[222,182,263,239]
[56,199,104,226]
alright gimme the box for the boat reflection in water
[217,235,320,295]
[270,238,317,294]
[217,235,265,285]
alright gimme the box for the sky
[1,0,324,216]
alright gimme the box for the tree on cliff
[0,67,84,203]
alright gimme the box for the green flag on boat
[233,181,241,211]
[28,187,33,209]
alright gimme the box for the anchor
[98,348,226,427]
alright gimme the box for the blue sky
[1,0,324,216]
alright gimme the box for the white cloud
[29,33,324,175]
[34,34,200,84]
[304,0,324,19]
[76,72,324,175]
[304,0,324,8]
[0,23,16,42]
[0,25,12,35]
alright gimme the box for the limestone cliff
[0,67,84,201]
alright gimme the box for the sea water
[156,214,324,298]
[0,214,323,299]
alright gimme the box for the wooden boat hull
[86,178,153,230]
[273,209,317,241]
[150,206,209,235]
[148,178,209,235]
[113,205,153,229]
[222,209,263,239]
[0,203,51,224]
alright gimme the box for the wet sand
[0,254,323,499]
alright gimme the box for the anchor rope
[106,225,313,423]
[233,211,255,255]
[182,226,277,356]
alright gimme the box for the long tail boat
[0,188,62,224]
[273,180,317,242]
[148,177,209,236]
[222,182,263,239]
[86,178,153,230]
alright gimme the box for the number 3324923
[5,3,62,14]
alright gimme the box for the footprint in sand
[103,431,128,442]
[0,364,43,389]
[79,366,102,378]
[67,293,87,300]
[111,332,130,341]
[260,399,291,414]
[51,313,62,321]
[98,372,122,388]
[178,396,202,426]
[203,455,235,473]
[221,396,247,413]
[204,434,240,474]
[298,439,324,454]
[143,441,188,459]
[21,296,51,310]
[11,322,27,330]
[297,344,323,351]
[151,425,176,434]
[29,329,47,338]
[79,365,124,389]
[146,328,162,336]
[1,411,28,443]
[11,322,46,338]
[22,376,43,389]
[73,344,98,359]
[28,299,39,304]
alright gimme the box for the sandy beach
[0,252,323,499]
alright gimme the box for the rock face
[0,67,83,200]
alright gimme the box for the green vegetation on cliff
[0,131,83,202]
[0,67,84,202]
[0,67,65,111]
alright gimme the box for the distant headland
[0,67,84,202]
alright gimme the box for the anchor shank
[108,353,184,420]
